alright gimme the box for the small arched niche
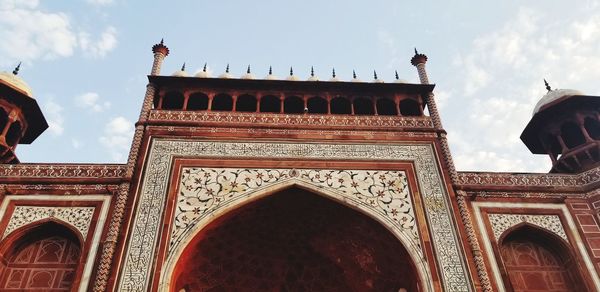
[283,96,304,114]
[259,95,281,113]
[330,96,351,114]
[211,93,233,111]
[186,92,209,111]
[561,122,586,149]
[399,99,421,116]
[5,121,21,146]
[584,117,600,140]
[498,224,587,292]
[171,187,420,292]
[162,91,185,110]
[0,221,82,291]
[376,97,397,116]
[353,97,374,115]
[235,94,257,112]
[307,96,327,114]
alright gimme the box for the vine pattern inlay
[119,140,471,292]
[488,213,568,242]
[3,206,95,240]
[172,168,417,253]
[0,164,126,179]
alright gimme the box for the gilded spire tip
[12,62,21,75]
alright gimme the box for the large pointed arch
[159,179,433,291]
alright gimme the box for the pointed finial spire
[247,65,251,74]
[181,63,186,71]
[12,62,21,75]
[353,70,357,79]
[414,48,418,55]
[225,63,230,73]
[373,70,378,80]
[269,66,273,75]
[332,68,336,78]
[202,63,207,72]
[395,70,399,80]
[411,48,428,66]
[289,67,294,76]
[544,79,552,92]
[160,38,164,45]
[310,66,315,77]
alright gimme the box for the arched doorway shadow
[497,223,590,292]
[160,180,433,291]
[0,220,83,291]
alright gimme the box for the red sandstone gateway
[0,41,597,291]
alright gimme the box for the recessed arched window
[584,117,600,140]
[284,96,304,114]
[162,91,185,110]
[236,94,257,112]
[542,133,562,157]
[399,99,421,116]
[186,92,209,111]
[153,91,161,109]
[307,96,327,114]
[376,98,397,116]
[499,225,587,291]
[330,97,351,114]
[0,222,82,291]
[5,121,21,146]
[0,107,8,137]
[212,94,233,111]
[561,122,586,149]
[353,97,374,115]
[260,95,281,113]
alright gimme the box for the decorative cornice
[0,164,126,180]
[147,110,434,130]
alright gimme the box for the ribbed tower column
[411,50,493,292]
[92,39,169,292]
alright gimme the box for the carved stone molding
[172,168,418,255]
[488,213,568,242]
[118,139,472,292]
[457,167,600,190]
[3,206,95,240]
[0,164,126,179]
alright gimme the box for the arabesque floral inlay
[3,206,95,240]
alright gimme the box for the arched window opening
[152,91,161,109]
[284,96,304,114]
[399,99,421,116]
[542,133,562,158]
[186,93,209,111]
[307,96,327,114]
[211,94,233,111]
[162,91,185,110]
[0,222,81,291]
[330,97,351,114]
[499,226,586,292]
[260,95,280,113]
[5,121,21,146]
[561,122,586,149]
[353,97,374,115]
[584,117,600,140]
[377,98,397,116]
[236,94,257,112]
[172,188,419,292]
[0,107,8,136]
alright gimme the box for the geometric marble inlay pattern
[119,139,471,292]
[488,213,568,242]
[3,206,95,240]
[173,168,418,254]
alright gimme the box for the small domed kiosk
[521,80,600,173]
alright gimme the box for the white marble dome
[533,88,583,115]
[0,71,33,97]
[172,69,188,77]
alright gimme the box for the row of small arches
[0,106,23,147]
[541,114,600,158]
[155,91,424,116]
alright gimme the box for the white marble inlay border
[488,213,568,242]
[3,206,95,240]
[118,139,472,292]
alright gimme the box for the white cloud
[99,116,133,162]
[74,92,111,112]
[0,1,118,65]
[79,26,118,58]
[42,99,64,136]
[71,138,82,149]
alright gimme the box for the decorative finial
[395,70,399,80]
[181,63,186,71]
[414,48,418,55]
[12,62,21,75]
[268,66,272,75]
[410,48,428,66]
[311,66,315,77]
[289,67,294,76]
[160,38,164,45]
[332,68,336,78]
[373,70,378,80]
[544,79,552,92]
[247,65,251,74]
[152,38,169,56]
[202,63,207,72]
[353,70,357,79]
[225,64,230,73]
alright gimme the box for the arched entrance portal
[500,225,587,291]
[172,187,420,291]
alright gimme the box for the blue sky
[2,0,599,172]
